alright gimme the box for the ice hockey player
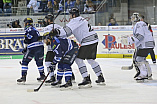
[41,14,62,85]
[39,14,76,85]
[17,18,45,84]
[43,32,79,89]
[49,7,105,88]
[121,13,155,82]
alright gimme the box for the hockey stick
[121,64,133,70]
[54,10,62,20]
[19,61,22,65]
[121,50,136,70]
[27,70,51,92]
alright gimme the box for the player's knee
[22,61,29,66]
[36,61,43,67]
[75,58,84,66]
[87,59,97,65]
[63,64,71,70]
[135,56,145,62]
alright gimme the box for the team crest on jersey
[52,44,56,49]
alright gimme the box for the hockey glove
[49,28,60,37]
[22,47,27,54]
[38,36,43,41]
[121,36,134,45]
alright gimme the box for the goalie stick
[121,49,136,70]
[121,64,133,70]
[27,70,51,92]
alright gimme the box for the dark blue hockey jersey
[51,36,77,64]
[24,26,43,49]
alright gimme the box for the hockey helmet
[131,12,143,23]
[69,7,80,17]
[45,14,54,22]
[23,18,33,24]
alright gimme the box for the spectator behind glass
[48,0,59,13]
[7,20,22,28]
[27,0,40,13]
[37,0,48,12]
[0,0,3,13]
[74,0,84,13]
[108,18,118,26]
[3,0,12,13]
[14,20,22,28]
[84,0,94,13]
[65,0,75,13]
[98,22,102,26]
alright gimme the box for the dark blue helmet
[23,18,33,24]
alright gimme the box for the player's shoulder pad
[135,22,141,28]
[54,36,60,43]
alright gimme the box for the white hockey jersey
[131,21,155,49]
[59,16,98,46]
[43,24,62,51]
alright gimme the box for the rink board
[0,26,157,59]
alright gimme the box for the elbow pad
[63,26,72,37]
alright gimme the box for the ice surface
[0,58,157,104]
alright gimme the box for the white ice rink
[0,58,157,104]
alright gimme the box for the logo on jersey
[102,34,135,51]
[52,44,56,49]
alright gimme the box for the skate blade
[17,82,26,85]
[136,79,148,83]
[37,80,44,82]
[148,77,153,80]
[45,83,51,86]
[60,86,73,91]
[51,84,61,88]
[78,84,92,89]
[97,82,106,86]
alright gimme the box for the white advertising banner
[0,25,157,58]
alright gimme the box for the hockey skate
[60,80,73,91]
[95,74,106,85]
[51,80,61,88]
[135,76,148,83]
[147,74,153,80]
[78,75,92,89]
[45,76,56,86]
[17,76,26,85]
[37,75,45,82]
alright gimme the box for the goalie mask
[131,12,142,26]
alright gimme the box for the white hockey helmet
[131,12,141,23]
